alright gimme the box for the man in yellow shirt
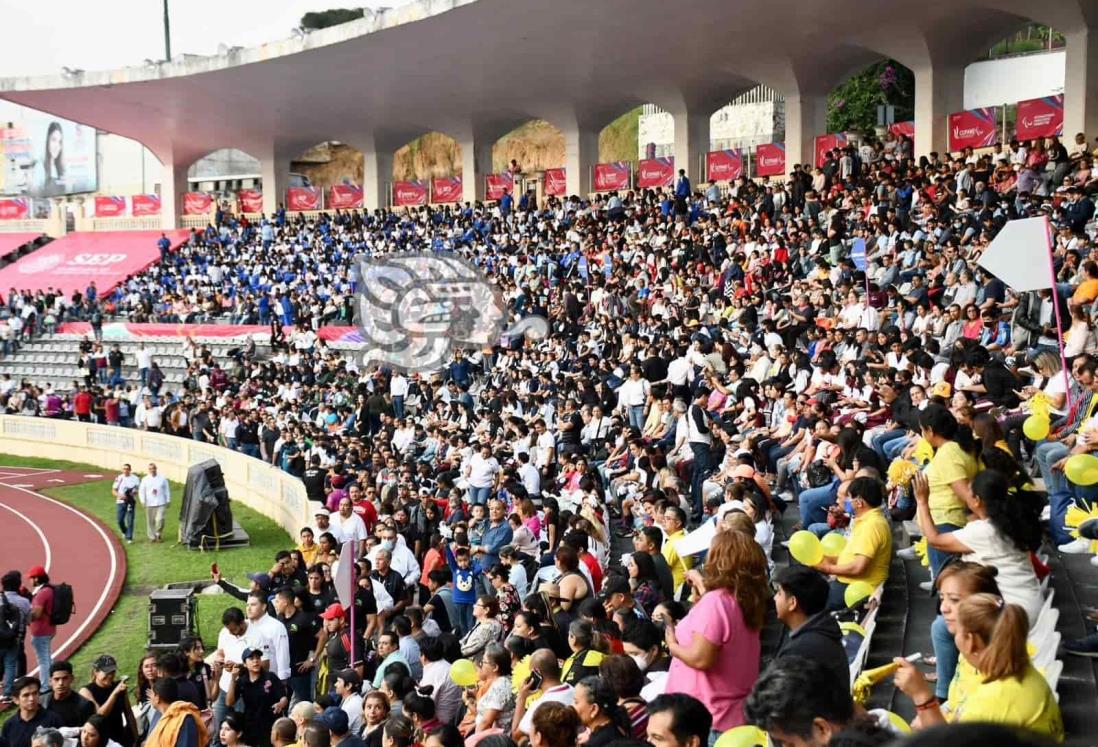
[816,476,892,610]
[660,505,692,600]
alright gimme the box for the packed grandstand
[5,36,1098,747]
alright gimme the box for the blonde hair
[957,593,1029,682]
[722,511,756,537]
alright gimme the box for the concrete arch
[289,141,365,190]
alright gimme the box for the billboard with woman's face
[1,112,97,197]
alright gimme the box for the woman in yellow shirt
[893,593,1063,742]
[919,404,979,575]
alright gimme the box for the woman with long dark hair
[918,404,979,576]
[626,551,663,616]
[34,121,65,196]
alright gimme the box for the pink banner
[183,192,213,216]
[544,167,566,196]
[286,187,321,211]
[1016,95,1064,140]
[94,196,127,218]
[237,189,263,213]
[593,161,631,192]
[0,233,41,259]
[949,108,998,151]
[392,181,428,207]
[0,229,189,295]
[889,121,915,139]
[814,133,849,168]
[59,322,271,338]
[431,176,463,204]
[485,172,514,201]
[131,194,162,217]
[0,198,31,220]
[754,143,786,178]
[706,150,744,182]
[328,184,364,209]
[637,157,675,189]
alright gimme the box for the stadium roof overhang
[1,0,1094,167]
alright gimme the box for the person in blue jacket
[444,540,482,635]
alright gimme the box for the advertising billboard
[637,157,675,189]
[705,150,744,182]
[948,108,998,151]
[1,112,97,197]
[544,168,566,196]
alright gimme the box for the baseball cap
[247,572,271,590]
[93,655,118,673]
[241,647,263,661]
[26,565,47,579]
[318,706,349,734]
[932,381,952,398]
[320,603,345,620]
[313,506,331,517]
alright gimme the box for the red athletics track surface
[0,466,126,675]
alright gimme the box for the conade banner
[754,143,785,178]
[705,150,743,182]
[544,168,566,196]
[182,192,213,216]
[593,162,631,192]
[131,194,161,217]
[485,172,514,201]
[948,108,998,151]
[637,157,674,189]
[431,177,463,204]
[328,184,363,209]
[237,189,263,213]
[392,180,428,207]
[286,187,321,211]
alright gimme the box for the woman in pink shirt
[662,530,768,739]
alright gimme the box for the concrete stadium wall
[0,415,308,539]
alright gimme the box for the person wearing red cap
[26,566,55,684]
[315,604,350,696]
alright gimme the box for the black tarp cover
[179,460,233,546]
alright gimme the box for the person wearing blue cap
[318,705,365,747]
[226,647,286,747]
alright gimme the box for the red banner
[948,108,998,151]
[1016,95,1064,140]
[637,157,675,189]
[593,161,631,192]
[183,192,213,216]
[754,143,786,178]
[814,133,849,168]
[544,168,566,196]
[431,177,463,204]
[705,150,743,182]
[131,194,161,217]
[889,121,915,139]
[485,173,514,202]
[237,189,263,213]
[93,195,127,218]
[0,198,30,221]
[392,180,428,207]
[286,187,321,211]
[328,184,363,209]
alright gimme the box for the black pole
[163,0,172,61]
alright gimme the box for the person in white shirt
[112,463,141,543]
[142,396,163,432]
[138,462,171,542]
[213,607,267,722]
[368,526,421,587]
[512,650,574,740]
[517,452,541,497]
[417,637,461,725]
[136,344,153,388]
[465,445,500,505]
[390,373,409,419]
[330,498,368,549]
[334,669,365,734]
[533,420,556,472]
[246,592,291,682]
[617,366,651,431]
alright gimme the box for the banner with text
[236,189,263,213]
[889,121,915,139]
[949,108,998,151]
[183,192,213,216]
[814,133,849,168]
[93,195,127,218]
[431,176,463,204]
[637,157,675,189]
[593,161,631,192]
[393,180,428,207]
[328,184,363,209]
[131,194,161,217]
[705,150,744,182]
[485,172,514,201]
[1016,95,1064,140]
[286,187,321,211]
[544,167,566,196]
[0,198,30,220]
[754,143,786,178]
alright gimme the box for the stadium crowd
[5,129,1098,747]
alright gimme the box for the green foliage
[826,61,913,136]
[300,8,366,30]
[600,107,642,163]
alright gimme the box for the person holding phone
[511,649,573,742]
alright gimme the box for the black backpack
[48,583,75,626]
[0,594,19,646]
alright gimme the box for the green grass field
[0,454,293,687]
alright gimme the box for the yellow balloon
[821,532,847,557]
[788,530,823,566]
[884,710,912,734]
[1065,454,1098,486]
[449,658,478,687]
[1022,414,1050,441]
[714,726,766,747]
[845,580,876,608]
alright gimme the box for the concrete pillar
[784,94,827,171]
[1064,27,1098,142]
[563,124,598,197]
[459,133,493,204]
[913,63,965,157]
[363,148,394,210]
[257,144,292,216]
[158,157,189,230]
[670,107,709,185]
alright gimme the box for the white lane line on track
[0,484,120,672]
[0,499,52,570]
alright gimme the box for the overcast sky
[0,1,399,77]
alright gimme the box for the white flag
[333,539,355,608]
[976,216,1053,292]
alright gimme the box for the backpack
[0,594,19,646]
[48,583,75,626]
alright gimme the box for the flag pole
[1043,216,1072,411]
[348,539,356,666]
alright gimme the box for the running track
[0,466,126,674]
